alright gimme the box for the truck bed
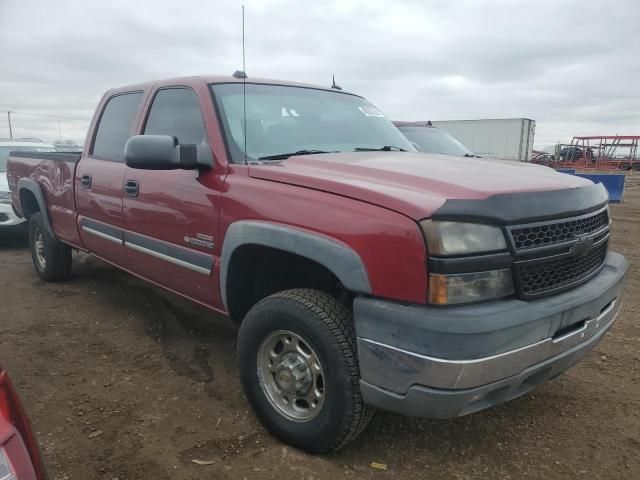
[8,151,82,163]
[8,151,83,247]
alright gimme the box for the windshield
[398,127,475,157]
[210,83,415,162]
[0,146,57,171]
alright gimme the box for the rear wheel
[237,289,374,453]
[28,212,72,282]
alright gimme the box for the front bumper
[355,251,628,419]
[0,202,25,228]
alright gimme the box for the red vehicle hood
[248,152,592,219]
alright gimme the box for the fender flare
[220,221,372,310]
[17,178,56,239]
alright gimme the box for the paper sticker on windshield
[358,106,385,118]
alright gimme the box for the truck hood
[248,152,593,220]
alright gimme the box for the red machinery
[552,136,640,170]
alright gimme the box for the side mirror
[124,135,199,170]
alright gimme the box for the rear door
[76,91,143,266]
[123,87,220,306]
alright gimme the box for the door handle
[124,180,139,197]
[80,174,92,188]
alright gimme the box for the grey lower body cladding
[354,251,628,419]
[79,217,213,275]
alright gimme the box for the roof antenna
[232,6,248,163]
[331,74,342,90]
[231,6,248,81]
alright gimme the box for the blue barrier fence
[573,173,625,203]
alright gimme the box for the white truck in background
[431,118,536,162]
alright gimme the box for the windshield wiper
[259,150,336,160]
[354,145,407,152]
[463,153,482,158]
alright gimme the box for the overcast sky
[1,0,638,148]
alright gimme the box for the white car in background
[0,139,58,229]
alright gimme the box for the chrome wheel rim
[34,228,46,269]
[257,330,325,422]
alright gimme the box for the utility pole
[7,111,12,139]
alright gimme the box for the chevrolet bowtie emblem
[572,233,594,256]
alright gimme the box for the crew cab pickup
[7,75,628,453]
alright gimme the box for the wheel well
[19,189,39,219]
[226,245,347,322]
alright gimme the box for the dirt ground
[1,180,639,480]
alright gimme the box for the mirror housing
[124,135,200,170]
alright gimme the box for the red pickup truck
[7,75,628,453]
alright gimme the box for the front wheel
[237,289,374,453]
[28,212,72,282]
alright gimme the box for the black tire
[28,212,72,282]
[237,289,374,453]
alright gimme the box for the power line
[1,110,91,121]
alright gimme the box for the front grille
[516,241,608,297]
[509,208,609,250]
[0,213,8,222]
[507,207,611,299]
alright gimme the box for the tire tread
[264,289,374,451]
[29,212,72,282]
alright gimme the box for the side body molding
[17,178,56,238]
[220,221,372,310]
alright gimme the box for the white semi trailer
[431,118,536,162]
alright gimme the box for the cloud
[0,0,638,148]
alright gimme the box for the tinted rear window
[92,92,143,161]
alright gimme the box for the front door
[123,87,221,306]
[76,91,143,267]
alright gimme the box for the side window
[144,88,206,145]
[92,92,142,161]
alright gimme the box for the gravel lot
[1,178,639,480]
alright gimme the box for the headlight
[420,220,507,256]
[421,220,512,304]
[428,270,514,305]
[0,191,11,205]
